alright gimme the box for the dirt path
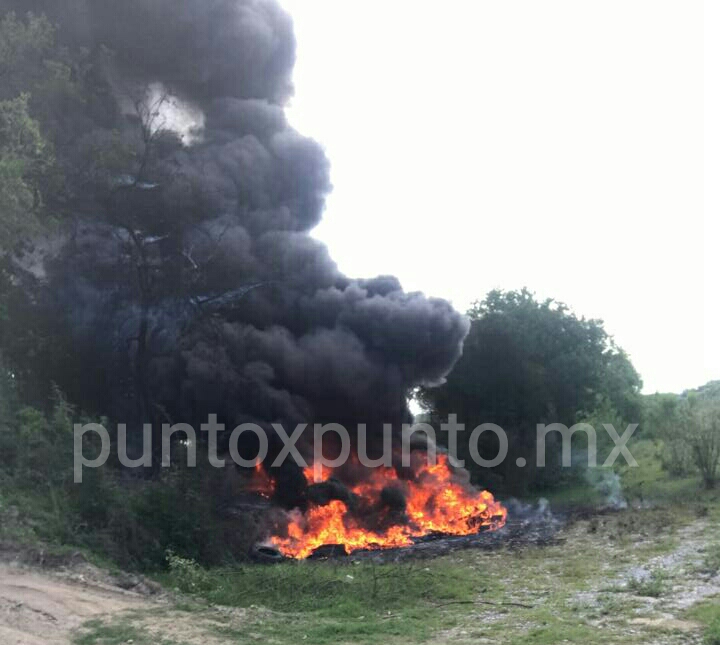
[0,564,149,645]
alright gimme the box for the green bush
[165,550,214,593]
[660,438,695,476]
[0,384,260,570]
[699,545,720,577]
[627,569,667,598]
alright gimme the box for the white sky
[278,0,717,394]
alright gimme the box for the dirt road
[0,564,148,645]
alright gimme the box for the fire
[271,454,507,559]
[247,462,275,498]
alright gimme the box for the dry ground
[0,563,148,645]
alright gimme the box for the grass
[686,597,720,645]
[138,442,720,645]
[72,497,719,644]
[160,553,482,610]
[152,556,488,643]
[529,481,605,508]
[700,545,720,576]
[47,437,720,643]
[618,439,718,507]
[134,498,697,645]
[74,619,165,645]
[626,568,668,598]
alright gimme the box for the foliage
[687,599,720,645]
[705,620,720,645]
[159,557,475,613]
[0,9,247,469]
[626,568,667,598]
[0,11,55,92]
[165,550,214,593]
[644,389,720,488]
[0,379,260,568]
[643,393,695,475]
[419,288,642,494]
[0,92,51,245]
[688,401,720,489]
[699,544,720,576]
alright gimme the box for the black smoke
[7,0,470,499]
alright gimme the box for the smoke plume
[7,0,470,507]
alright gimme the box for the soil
[0,562,149,644]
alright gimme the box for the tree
[643,383,720,487]
[643,393,694,475]
[0,10,88,248]
[688,402,720,489]
[0,93,51,246]
[0,10,105,409]
[420,288,642,494]
[0,11,55,97]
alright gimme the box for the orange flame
[272,454,507,558]
[247,462,275,498]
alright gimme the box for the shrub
[627,569,667,598]
[0,382,268,570]
[165,550,213,593]
[702,545,720,576]
[689,405,720,489]
[660,438,695,476]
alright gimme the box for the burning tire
[250,545,285,564]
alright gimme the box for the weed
[627,569,668,598]
[700,545,720,576]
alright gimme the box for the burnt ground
[255,498,605,563]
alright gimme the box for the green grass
[524,438,718,511]
[159,555,481,611]
[617,438,720,507]
[149,509,693,645]
[145,544,621,645]
[528,481,604,508]
[73,497,720,645]
[626,568,668,598]
[151,556,489,643]
[686,597,720,645]
[701,545,720,576]
[74,619,162,645]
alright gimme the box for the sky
[278,0,716,394]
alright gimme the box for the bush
[689,404,720,489]
[165,550,213,593]
[627,569,667,598]
[660,438,695,476]
[0,385,262,570]
[698,545,720,577]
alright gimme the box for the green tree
[0,92,51,245]
[689,402,720,489]
[420,288,642,494]
[0,11,55,95]
[643,393,694,475]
